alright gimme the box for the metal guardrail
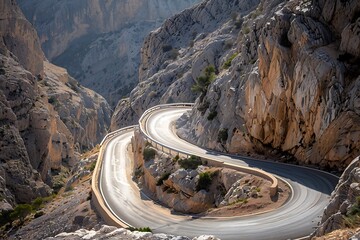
[138,103,278,196]
[138,103,195,157]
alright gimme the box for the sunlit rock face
[177,0,360,171]
[113,0,359,170]
[18,0,201,106]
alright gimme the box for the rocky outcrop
[0,0,44,76]
[42,62,111,153]
[45,225,220,240]
[0,0,111,208]
[18,0,200,106]
[111,0,259,129]
[113,0,360,168]
[0,47,52,205]
[312,157,360,237]
[177,0,360,170]
[131,129,273,214]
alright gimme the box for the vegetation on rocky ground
[143,147,157,161]
[178,155,202,170]
[191,66,216,95]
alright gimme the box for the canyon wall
[178,0,360,170]
[18,0,201,106]
[112,0,360,171]
[0,0,111,208]
[111,0,260,128]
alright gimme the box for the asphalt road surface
[99,106,338,240]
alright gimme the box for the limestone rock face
[0,51,52,205]
[42,62,111,153]
[18,0,200,106]
[0,0,111,208]
[45,225,219,240]
[111,0,260,129]
[312,157,360,237]
[172,0,360,170]
[0,0,44,76]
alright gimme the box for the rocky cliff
[177,0,360,171]
[112,0,360,170]
[0,0,111,208]
[111,0,259,129]
[18,0,200,106]
[312,156,360,237]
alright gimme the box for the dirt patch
[8,154,104,240]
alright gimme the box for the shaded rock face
[18,0,200,106]
[111,0,260,129]
[0,0,111,207]
[0,48,52,205]
[156,0,359,170]
[312,157,360,237]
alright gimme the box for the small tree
[31,197,43,210]
[191,66,216,95]
[217,128,228,144]
[10,204,32,223]
[196,172,213,191]
[143,148,156,161]
[178,155,202,170]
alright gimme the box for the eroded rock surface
[178,0,360,170]
[111,0,259,129]
[18,0,200,106]
[313,157,360,237]
[0,0,111,208]
[45,225,220,240]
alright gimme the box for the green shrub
[343,196,360,228]
[217,128,228,143]
[48,96,57,105]
[143,148,156,161]
[89,161,96,171]
[10,204,32,222]
[31,197,43,210]
[223,53,238,69]
[156,173,171,186]
[196,172,213,191]
[53,182,64,194]
[178,155,202,170]
[207,110,217,121]
[191,66,216,94]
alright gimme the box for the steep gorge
[0,0,111,208]
[112,0,360,171]
[18,0,201,106]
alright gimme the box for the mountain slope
[18,0,201,106]
[112,0,360,171]
[0,0,111,208]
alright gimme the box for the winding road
[99,105,339,240]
